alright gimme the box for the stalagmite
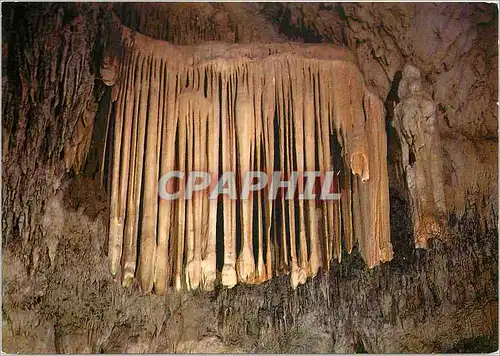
[393,64,446,250]
[105,22,394,293]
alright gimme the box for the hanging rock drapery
[104,24,393,294]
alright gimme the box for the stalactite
[184,93,195,291]
[235,64,256,284]
[107,49,130,278]
[303,63,320,278]
[276,59,289,275]
[201,64,219,291]
[122,53,141,287]
[105,24,394,293]
[341,162,354,255]
[313,64,328,269]
[290,57,308,287]
[155,62,178,294]
[364,91,393,264]
[312,63,329,271]
[117,51,137,237]
[137,55,160,293]
[175,85,187,291]
[220,69,237,289]
[262,59,276,281]
[99,90,113,189]
[253,65,267,284]
[284,60,300,289]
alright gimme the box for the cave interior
[1,2,498,353]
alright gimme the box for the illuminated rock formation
[2,4,497,354]
[393,64,447,249]
[105,22,394,293]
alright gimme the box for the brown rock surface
[2,3,497,353]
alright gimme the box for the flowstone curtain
[105,26,393,294]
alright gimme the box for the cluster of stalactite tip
[103,23,394,294]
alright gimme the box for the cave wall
[2,3,108,260]
[2,3,498,353]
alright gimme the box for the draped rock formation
[393,64,447,249]
[105,24,393,293]
[2,4,497,354]
[393,63,497,249]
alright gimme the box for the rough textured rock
[2,179,497,353]
[2,3,106,264]
[393,64,447,249]
[2,3,497,354]
[113,3,287,44]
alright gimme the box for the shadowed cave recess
[2,2,498,353]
